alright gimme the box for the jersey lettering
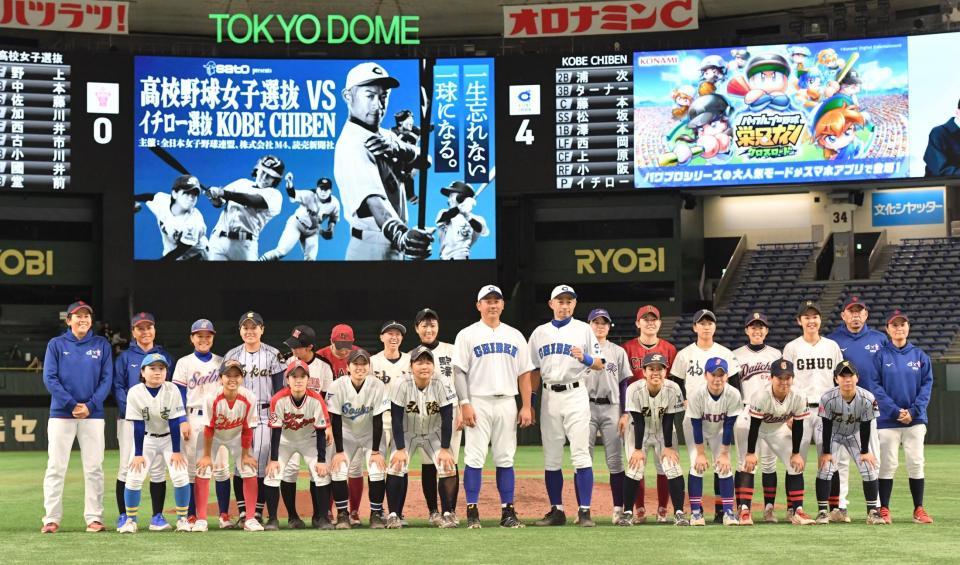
[340,402,372,420]
[473,342,519,358]
[795,358,835,371]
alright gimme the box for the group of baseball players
[136,62,489,262]
[40,286,933,533]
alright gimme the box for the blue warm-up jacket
[43,330,114,419]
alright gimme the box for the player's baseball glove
[382,218,433,260]
[320,228,334,240]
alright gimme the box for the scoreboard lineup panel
[0,50,71,191]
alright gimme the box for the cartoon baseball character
[728,49,751,74]
[660,94,734,166]
[435,181,489,261]
[205,155,285,261]
[259,174,340,261]
[698,55,728,96]
[817,48,844,72]
[135,175,208,261]
[813,95,867,160]
[670,85,696,120]
[788,45,812,73]
[727,53,794,112]
[795,67,824,109]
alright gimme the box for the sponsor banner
[0,0,128,34]
[504,1,697,38]
[535,239,676,282]
[871,188,945,226]
[0,240,95,285]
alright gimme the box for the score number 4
[515,119,534,145]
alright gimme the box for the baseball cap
[347,348,371,364]
[440,181,476,198]
[284,325,317,349]
[316,177,332,190]
[886,309,909,325]
[770,359,794,378]
[477,285,503,301]
[344,62,400,90]
[239,311,264,327]
[641,352,667,368]
[744,311,769,327]
[331,323,355,349]
[834,360,858,377]
[588,308,612,323]
[381,320,406,335]
[636,305,661,320]
[140,352,168,368]
[66,300,93,316]
[410,345,435,362]
[550,284,577,300]
[285,358,310,377]
[191,319,216,334]
[172,174,201,194]
[843,296,868,311]
[705,357,728,374]
[219,359,244,376]
[693,309,717,323]
[414,308,439,325]
[131,312,156,328]
[796,300,822,317]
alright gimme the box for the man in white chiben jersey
[453,284,535,529]
[135,175,208,260]
[815,360,885,525]
[732,311,780,524]
[528,285,603,528]
[259,174,340,261]
[782,300,847,522]
[206,155,285,261]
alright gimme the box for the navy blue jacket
[870,341,933,429]
[827,324,887,395]
[43,330,114,419]
[113,343,173,418]
[923,118,960,177]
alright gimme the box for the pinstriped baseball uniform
[223,344,284,477]
[623,380,685,481]
[816,387,880,481]
[387,375,458,476]
[746,388,810,475]
[732,344,781,471]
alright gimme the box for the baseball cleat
[262,518,280,531]
[577,508,595,528]
[466,505,482,529]
[534,506,566,526]
[616,511,634,526]
[815,510,831,525]
[118,518,138,534]
[439,512,458,529]
[287,517,306,529]
[243,518,264,531]
[866,509,887,525]
[219,513,237,530]
[149,513,171,531]
[790,508,816,526]
[335,512,351,530]
[829,508,850,523]
[500,504,525,528]
[713,512,724,524]
[723,510,739,526]
[40,522,59,534]
[385,512,402,529]
[85,521,106,533]
[633,507,647,524]
[191,519,208,532]
[175,518,192,532]
[115,513,128,530]
[690,510,706,526]
[763,504,778,523]
[879,507,892,524]
[656,506,669,523]
[349,510,361,528]
[612,507,623,525]
[187,515,197,525]
[428,512,443,527]
[913,507,934,524]
[674,511,690,526]
[738,507,754,526]
[369,511,386,529]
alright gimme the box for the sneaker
[369,511,386,529]
[175,518,192,532]
[815,510,831,525]
[763,504,778,523]
[633,507,647,524]
[187,515,197,525]
[438,512,457,529]
[192,519,208,532]
[219,513,237,530]
[384,512,402,529]
[739,507,754,526]
[674,511,690,526]
[656,506,668,523]
[713,512,724,524]
[335,512,351,530]
[467,505,482,529]
[612,506,623,525]
[790,508,815,526]
[500,504,525,528]
[149,514,171,531]
[428,512,443,527]
[577,508,595,528]
[118,517,138,534]
[349,510,361,528]
[534,506,566,526]
[314,516,334,530]
[913,507,933,524]
[85,521,106,533]
[40,522,59,534]
[690,510,705,526]
[830,508,850,523]
[879,506,892,524]
[867,509,887,525]
[115,513,128,530]
[262,518,280,531]
[243,518,264,531]
[617,511,634,526]
[288,517,306,530]
[723,510,739,526]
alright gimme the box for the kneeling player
[385,346,459,528]
[327,349,390,529]
[118,353,192,533]
[816,360,885,525]
[264,359,332,530]
[686,358,742,526]
[619,353,688,526]
[743,359,815,525]
[194,360,262,532]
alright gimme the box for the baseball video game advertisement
[133,56,495,261]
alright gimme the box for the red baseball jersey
[316,345,357,380]
[268,388,330,444]
[203,387,259,447]
[621,337,677,384]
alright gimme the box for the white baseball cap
[550,284,577,300]
[344,62,400,90]
[477,284,503,301]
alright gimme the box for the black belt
[260,403,270,409]
[808,403,819,408]
[590,397,611,405]
[148,432,171,438]
[351,227,364,239]
[189,408,204,415]
[217,230,254,241]
[544,381,580,392]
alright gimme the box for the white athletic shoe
[191,519,208,532]
[612,507,623,525]
[763,503,778,523]
[244,518,264,531]
[118,518,138,534]
[176,518,192,532]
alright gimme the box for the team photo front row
[39,284,933,533]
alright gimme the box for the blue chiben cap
[191,319,216,334]
[588,308,612,323]
[705,357,728,374]
[140,352,168,369]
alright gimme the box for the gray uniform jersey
[686,384,743,437]
[585,340,631,403]
[818,387,879,437]
[624,380,685,439]
[390,375,457,436]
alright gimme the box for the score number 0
[515,119,534,145]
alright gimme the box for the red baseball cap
[331,323,355,349]
[285,358,310,377]
[843,296,868,311]
[130,312,156,327]
[636,305,661,321]
[886,309,909,325]
[67,301,93,316]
